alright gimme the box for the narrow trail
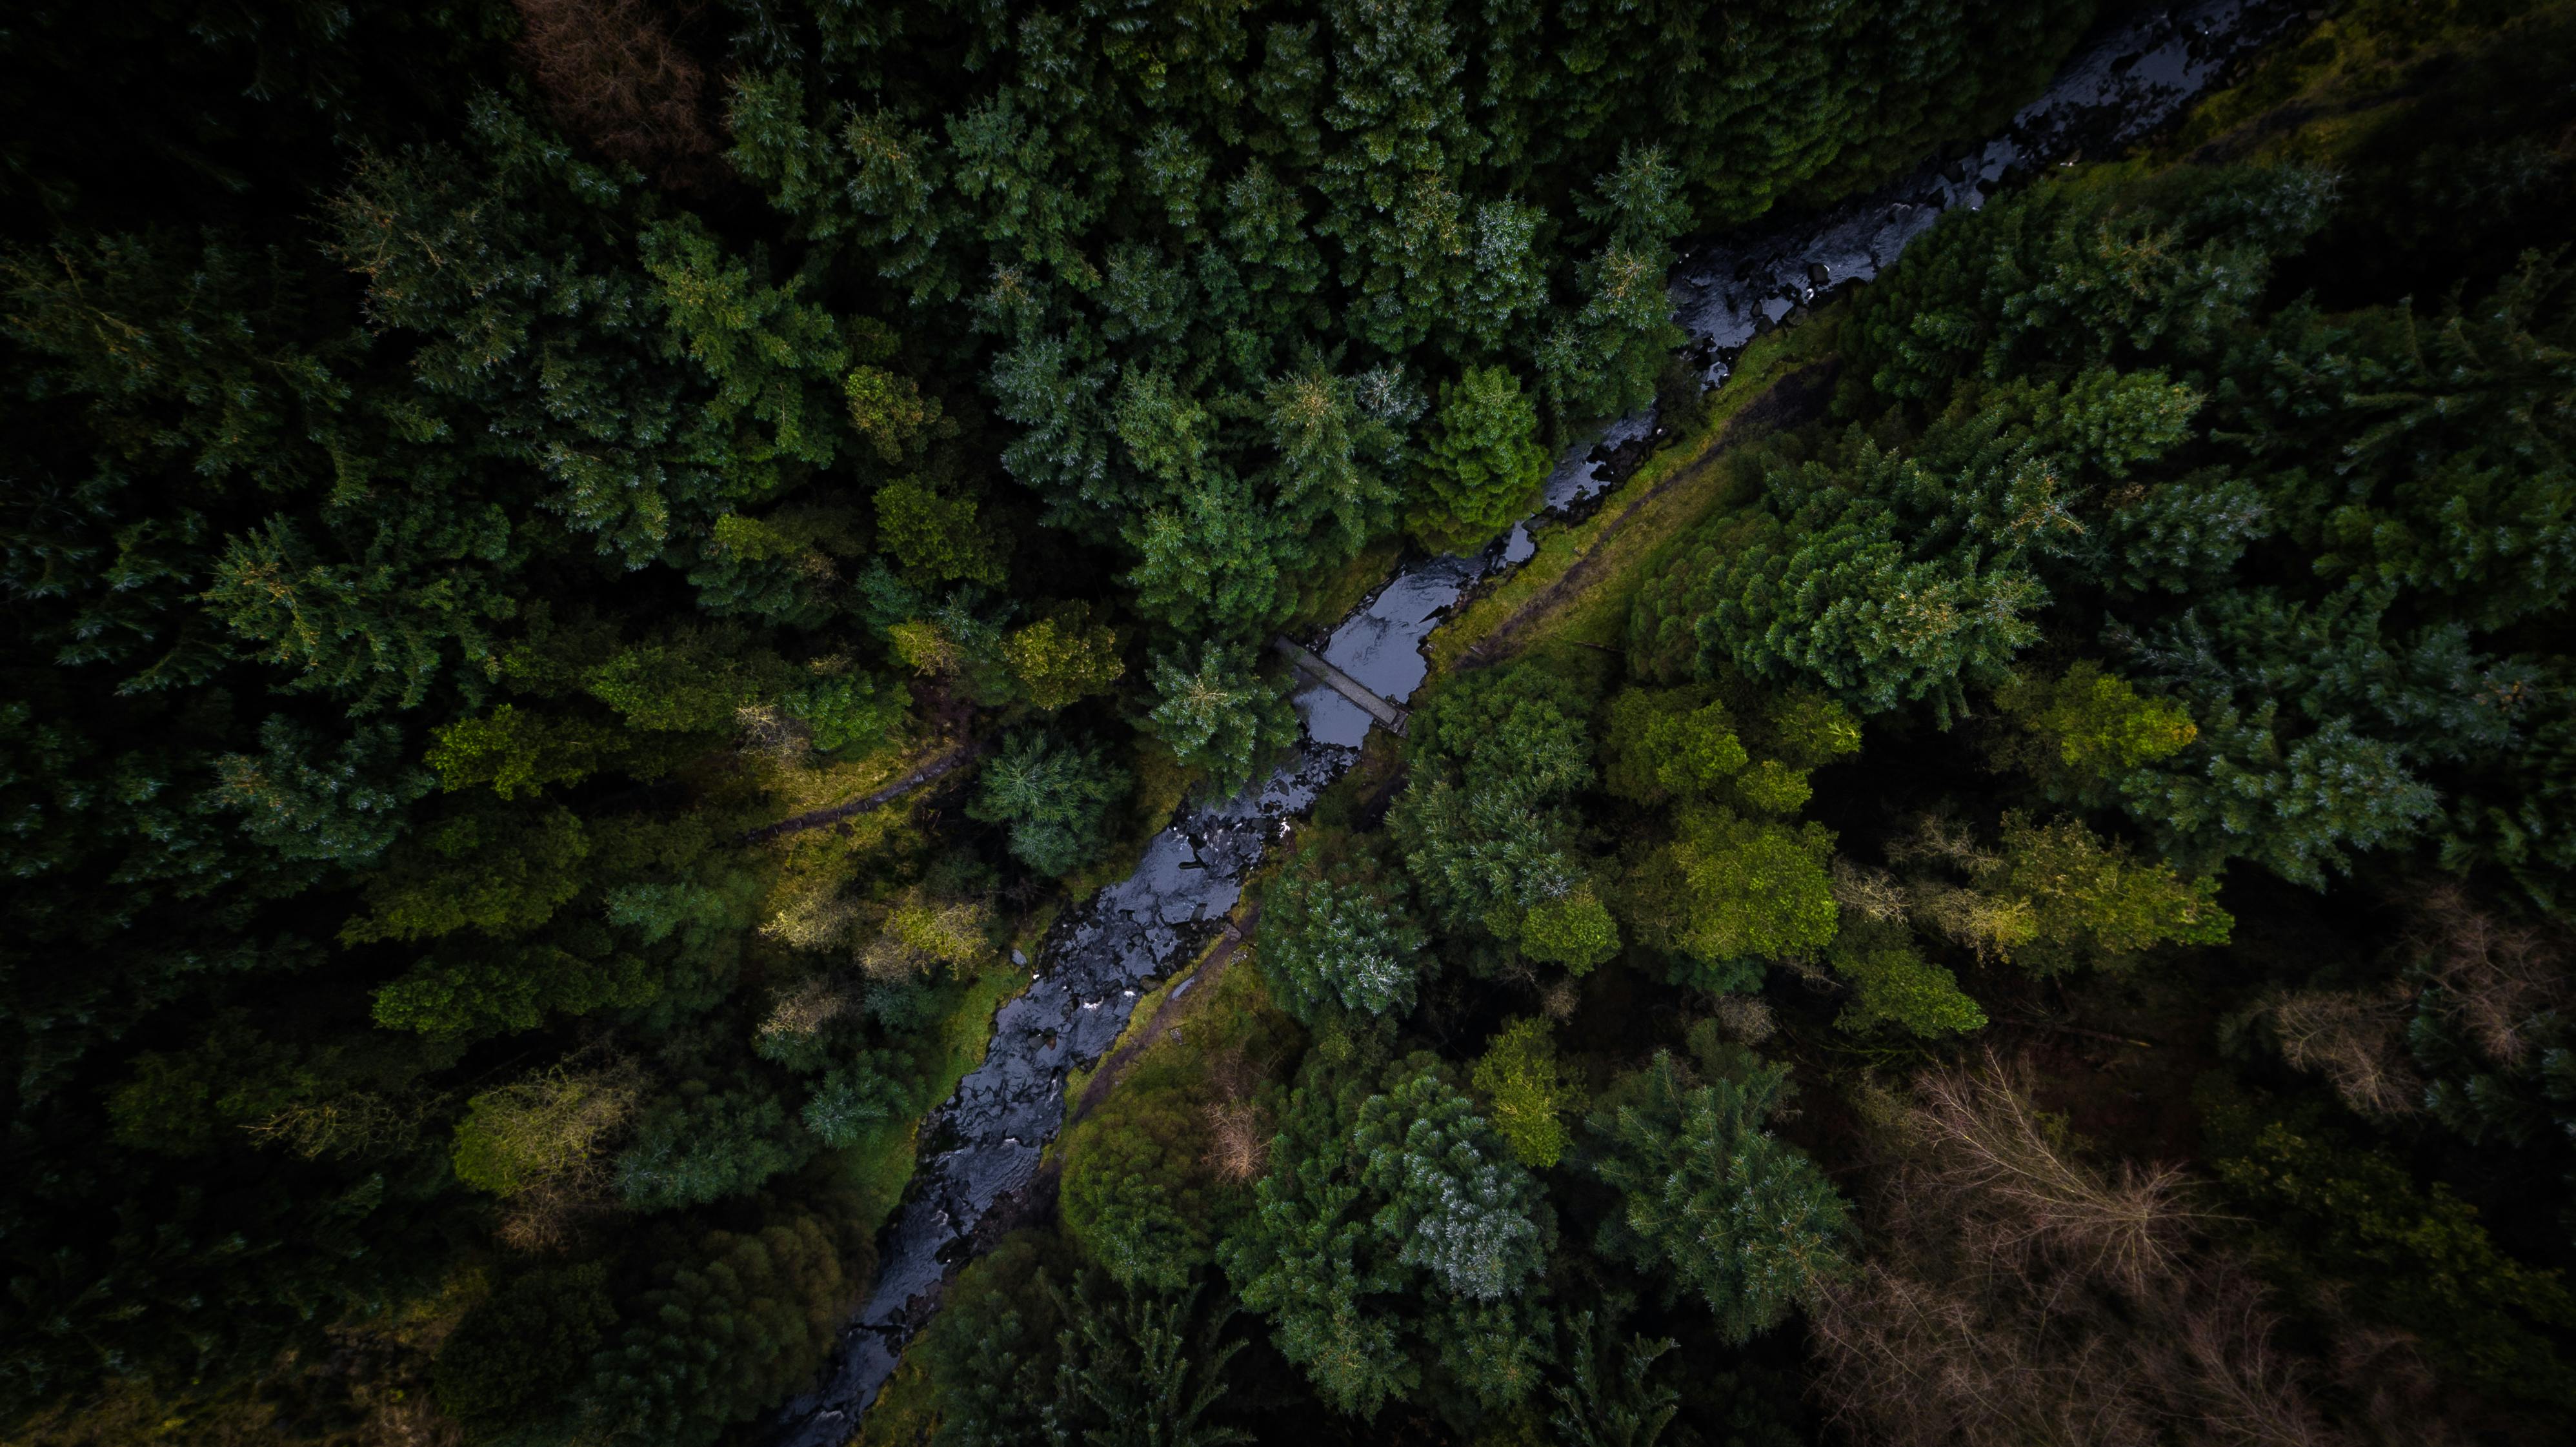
[1456,363,1837,669]
[739,740,985,845]
[1062,904,1259,1133]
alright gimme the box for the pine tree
[1259,844,1430,1024]
[587,1210,854,1447]
[1144,643,1300,798]
[1414,366,1548,549]
[1586,1051,1849,1342]
[969,729,1132,877]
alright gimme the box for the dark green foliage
[1416,366,1549,548]
[588,1208,859,1447]
[2206,1097,2576,1410]
[1049,1280,1252,1447]
[1062,1090,1233,1293]
[910,1234,1075,1447]
[23,1,2576,1441]
[1585,1051,1850,1342]
[614,1077,816,1212]
[1222,1051,1552,1417]
[1548,1309,1677,1447]
[434,1264,619,1447]
[1145,643,1300,799]
[1391,662,1603,955]
[1258,840,1429,1024]
[969,729,1132,876]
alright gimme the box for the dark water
[767,4,2295,1439]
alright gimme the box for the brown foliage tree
[510,0,716,185]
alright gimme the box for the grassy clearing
[1424,313,1841,675]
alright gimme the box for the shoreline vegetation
[8,3,2576,1447]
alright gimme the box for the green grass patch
[1424,314,1840,676]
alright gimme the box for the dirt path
[1457,361,1837,668]
[1062,905,1259,1133]
[738,739,986,845]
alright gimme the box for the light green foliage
[1601,688,1748,805]
[1259,843,1429,1024]
[1471,1018,1584,1169]
[427,705,625,799]
[998,603,1125,711]
[1993,660,2197,802]
[1618,807,1838,992]
[1731,760,1812,816]
[372,943,658,1041]
[344,803,590,944]
[1519,884,1622,971]
[1992,813,2232,976]
[1145,643,1300,800]
[589,1209,857,1447]
[587,629,782,734]
[1415,366,1549,548]
[1826,913,1989,1038]
[780,669,910,754]
[1586,1051,1849,1342]
[876,474,1008,586]
[967,729,1131,877]
[450,1066,639,1196]
[843,363,949,465]
[1764,693,1864,768]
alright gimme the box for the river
[767,3,2298,1439]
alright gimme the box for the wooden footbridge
[1272,636,1408,736]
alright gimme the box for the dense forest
[5,0,2574,1444]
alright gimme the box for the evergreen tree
[588,1209,858,1447]
[1259,843,1430,1025]
[1414,366,1549,549]
[969,729,1132,877]
[1586,1051,1849,1342]
[1145,643,1300,798]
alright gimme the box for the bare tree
[1808,1054,2479,1447]
[2410,884,2570,1068]
[2264,986,2422,1119]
